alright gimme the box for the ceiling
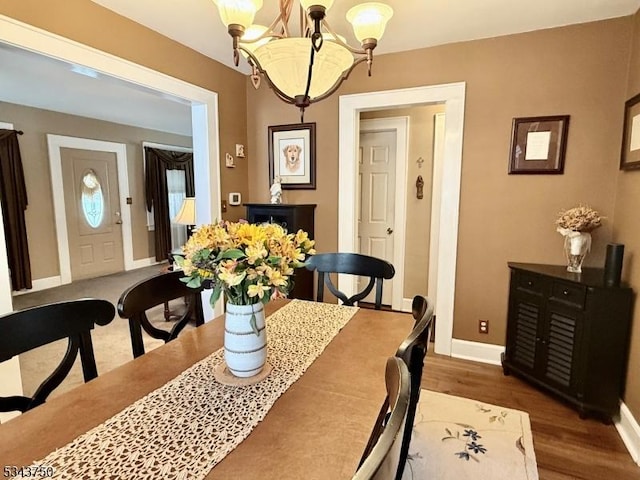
[2,0,640,135]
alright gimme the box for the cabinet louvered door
[541,306,583,395]
[510,299,542,374]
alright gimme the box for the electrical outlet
[479,320,489,334]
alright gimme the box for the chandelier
[213,0,393,121]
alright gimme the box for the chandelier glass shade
[212,0,393,120]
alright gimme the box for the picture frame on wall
[620,92,640,170]
[268,123,316,189]
[508,115,570,174]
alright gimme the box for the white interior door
[61,147,124,281]
[358,129,397,306]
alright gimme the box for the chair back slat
[306,253,395,309]
[117,270,205,358]
[353,357,411,480]
[0,298,115,413]
[395,295,434,480]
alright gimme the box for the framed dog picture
[268,123,316,189]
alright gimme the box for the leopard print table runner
[26,300,358,479]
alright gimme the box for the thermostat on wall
[229,192,242,206]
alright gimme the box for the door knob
[387,227,393,235]
[115,211,123,225]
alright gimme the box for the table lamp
[173,197,196,237]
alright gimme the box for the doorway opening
[339,82,466,356]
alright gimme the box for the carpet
[12,265,196,399]
[402,390,538,480]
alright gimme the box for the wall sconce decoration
[416,175,424,199]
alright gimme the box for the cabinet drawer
[550,281,586,309]
[515,271,544,295]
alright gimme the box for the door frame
[47,135,132,285]
[339,82,465,356]
[359,117,408,311]
[0,14,222,322]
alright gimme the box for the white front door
[357,129,397,306]
[61,147,124,280]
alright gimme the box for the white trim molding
[450,339,505,366]
[0,13,223,320]
[616,402,640,466]
[339,82,466,356]
[12,276,62,296]
[131,257,161,269]
[359,117,408,312]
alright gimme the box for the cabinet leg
[502,365,511,376]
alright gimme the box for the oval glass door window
[81,169,104,228]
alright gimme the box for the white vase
[224,302,267,377]
[563,231,591,273]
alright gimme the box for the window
[81,169,104,228]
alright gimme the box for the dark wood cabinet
[245,203,316,301]
[502,262,633,421]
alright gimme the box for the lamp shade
[213,0,263,29]
[346,2,393,43]
[300,0,334,11]
[173,197,196,225]
[240,24,271,56]
[253,37,352,100]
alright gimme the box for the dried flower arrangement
[556,206,603,234]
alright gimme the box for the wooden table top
[0,300,414,479]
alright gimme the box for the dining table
[0,299,414,480]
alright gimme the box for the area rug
[402,390,539,480]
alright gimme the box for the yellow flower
[246,244,268,264]
[247,282,270,299]
[266,267,287,287]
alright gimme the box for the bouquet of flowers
[175,220,315,307]
[555,205,603,272]
[555,205,603,234]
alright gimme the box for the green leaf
[210,284,222,307]
[267,255,280,265]
[174,255,185,267]
[219,249,246,260]
[186,277,202,288]
[250,312,259,336]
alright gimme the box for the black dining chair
[353,357,411,480]
[117,270,205,358]
[395,295,434,480]
[0,298,115,413]
[305,252,395,309]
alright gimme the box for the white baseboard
[450,339,505,366]
[401,298,412,312]
[616,401,640,466]
[12,275,62,296]
[130,257,161,269]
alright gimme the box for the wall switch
[479,320,489,334]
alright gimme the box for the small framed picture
[508,115,570,174]
[620,93,640,170]
[268,123,316,189]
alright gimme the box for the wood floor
[423,353,639,479]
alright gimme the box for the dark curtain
[0,130,32,290]
[144,147,194,261]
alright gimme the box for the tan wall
[361,105,446,299]
[0,0,248,223]
[615,9,640,423]
[0,101,191,279]
[248,16,631,345]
